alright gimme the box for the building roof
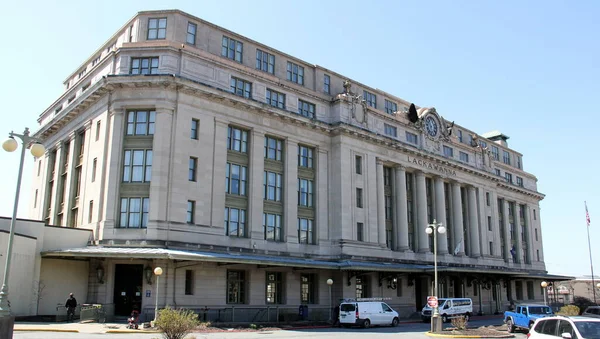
[482,130,510,141]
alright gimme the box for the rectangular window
[78,68,87,79]
[503,151,511,165]
[298,218,314,244]
[189,157,197,181]
[185,270,194,295]
[92,158,97,182]
[92,55,101,66]
[406,132,418,145]
[95,121,101,141]
[527,281,534,300]
[298,100,315,118]
[266,89,285,109]
[298,178,314,207]
[227,270,246,304]
[263,213,282,242]
[286,61,304,85]
[385,195,393,220]
[147,18,167,40]
[88,200,94,223]
[263,171,282,201]
[491,146,499,160]
[126,110,155,135]
[355,276,370,298]
[221,36,243,63]
[130,57,159,75]
[323,74,330,94]
[264,136,283,161]
[298,146,314,168]
[187,200,195,224]
[266,272,284,304]
[355,155,362,174]
[443,146,453,157]
[34,189,38,208]
[300,274,317,304]
[479,140,487,149]
[495,168,501,176]
[256,49,275,74]
[37,160,41,176]
[536,250,540,261]
[516,156,522,169]
[384,167,392,186]
[186,22,197,45]
[384,123,397,137]
[230,77,252,99]
[516,176,523,187]
[225,163,248,196]
[535,228,538,241]
[191,119,199,140]
[534,209,537,220]
[122,150,153,183]
[457,130,463,143]
[356,188,363,208]
[505,172,513,184]
[357,222,364,241]
[384,100,397,114]
[363,90,376,108]
[488,216,492,231]
[224,207,246,237]
[459,151,469,162]
[515,281,523,300]
[486,192,490,206]
[119,197,149,228]
[227,126,248,153]
[489,241,494,256]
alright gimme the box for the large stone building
[26,9,564,321]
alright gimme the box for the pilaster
[467,186,481,257]
[434,177,449,255]
[284,138,299,243]
[249,129,265,240]
[394,165,409,251]
[416,171,429,253]
[451,182,465,256]
[376,158,387,247]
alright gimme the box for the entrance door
[113,264,143,316]
[415,277,429,311]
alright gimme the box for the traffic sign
[427,296,438,308]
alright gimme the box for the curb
[14,328,79,333]
[106,329,162,334]
[425,331,514,338]
[284,325,332,330]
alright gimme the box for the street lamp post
[0,128,45,339]
[426,219,446,334]
[541,281,548,306]
[327,279,333,324]
[153,267,163,325]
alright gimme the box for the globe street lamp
[541,281,548,306]
[153,267,163,325]
[0,128,45,338]
[327,279,333,323]
[426,219,446,333]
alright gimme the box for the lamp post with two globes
[0,128,45,338]
[426,219,446,333]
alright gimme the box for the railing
[80,304,107,323]
[55,304,81,322]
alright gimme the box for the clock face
[425,116,438,137]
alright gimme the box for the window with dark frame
[263,171,282,201]
[122,150,153,183]
[224,207,246,237]
[126,110,155,135]
[324,74,330,94]
[298,178,313,207]
[222,36,243,63]
[226,270,246,304]
[88,200,94,223]
[384,123,397,137]
[298,146,314,168]
[503,150,511,165]
[266,89,285,109]
[225,163,248,196]
[130,57,159,75]
[355,276,370,298]
[230,77,252,99]
[355,155,362,174]
[363,90,376,108]
[186,22,197,45]
[356,188,363,208]
[298,100,315,118]
[92,158,97,182]
[357,222,364,241]
[191,119,199,140]
[96,121,101,141]
[384,99,397,114]
[406,132,418,145]
[147,18,167,40]
[300,274,317,304]
[186,200,195,224]
[119,197,149,228]
[298,218,314,244]
[286,62,304,85]
[264,136,283,161]
[256,49,275,74]
[227,126,248,153]
[185,270,194,295]
[459,151,469,162]
[189,157,197,182]
[443,146,453,157]
[266,272,284,304]
[263,213,282,242]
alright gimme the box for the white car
[528,315,600,339]
[338,300,399,328]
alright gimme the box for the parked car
[421,298,473,323]
[582,306,600,318]
[528,315,600,338]
[504,304,554,333]
[338,299,399,328]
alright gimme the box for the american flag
[586,201,591,227]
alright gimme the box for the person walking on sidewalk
[65,293,77,322]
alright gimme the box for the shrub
[155,307,200,339]
[451,316,468,330]
[557,305,580,316]
[571,296,596,314]
[249,323,258,329]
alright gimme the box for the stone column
[434,177,449,254]
[249,129,265,240]
[210,119,229,230]
[63,132,78,227]
[514,203,524,264]
[376,159,387,247]
[491,191,502,257]
[395,165,409,251]
[148,106,175,224]
[49,142,63,225]
[524,205,533,264]
[416,171,429,253]
[467,186,481,257]
[502,200,512,263]
[316,148,328,243]
[285,138,299,243]
[451,182,464,256]
[99,108,125,230]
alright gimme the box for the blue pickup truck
[504,304,554,333]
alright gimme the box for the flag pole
[585,201,596,304]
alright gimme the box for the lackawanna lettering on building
[19,9,571,322]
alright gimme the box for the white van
[339,299,400,328]
[421,298,473,323]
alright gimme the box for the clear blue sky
[1,0,598,278]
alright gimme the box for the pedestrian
[65,293,77,322]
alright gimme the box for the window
[535,228,538,241]
[384,167,392,186]
[467,134,473,146]
[227,126,248,153]
[191,119,199,140]
[88,201,94,223]
[122,150,152,182]
[147,18,167,40]
[489,241,494,256]
[503,151,511,165]
[263,213,282,242]
[459,151,469,162]
[225,163,248,196]
[185,270,194,295]
[266,272,283,304]
[92,55,101,66]
[516,156,522,169]
[263,171,282,201]
[457,130,463,143]
[355,155,362,174]
[298,218,314,244]
[527,281,534,300]
[227,270,246,304]
[119,197,149,228]
[486,192,490,205]
[384,100,397,114]
[384,123,397,137]
[37,160,41,176]
[355,276,370,298]
[534,209,537,220]
[515,281,523,300]
[230,77,252,99]
[536,249,540,261]
[286,62,304,85]
[357,222,364,241]
[95,121,101,141]
[68,95,76,104]
[301,274,317,304]
[224,207,246,237]
[488,216,492,231]
[356,188,363,208]
[479,140,487,149]
[189,157,197,181]
[516,176,523,187]
[406,132,418,145]
[298,100,315,118]
[505,172,513,183]
[323,74,330,94]
[126,110,155,135]
[78,68,87,79]
[92,158,97,182]
[396,280,403,297]
[82,82,90,92]
[298,146,314,168]
[130,57,159,75]
[443,146,453,157]
[266,89,285,109]
[298,178,314,207]
[186,22,196,45]
[221,36,243,63]
[491,146,499,160]
[34,189,38,208]
[363,90,376,108]
[256,49,275,74]
[187,200,195,224]
[495,168,501,176]
[264,136,283,160]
